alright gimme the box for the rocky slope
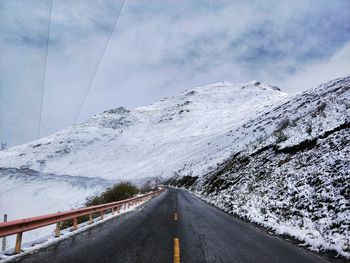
[171,76,350,258]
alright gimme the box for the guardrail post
[2,214,7,251]
[55,222,60,237]
[0,189,163,254]
[73,218,78,231]
[89,214,93,224]
[15,232,22,254]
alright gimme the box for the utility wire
[38,0,54,139]
[73,0,126,124]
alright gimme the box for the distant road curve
[11,188,330,263]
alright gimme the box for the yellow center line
[174,238,180,263]
[174,212,178,221]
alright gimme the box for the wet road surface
[13,188,329,263]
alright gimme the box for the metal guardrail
[0,189,164,254]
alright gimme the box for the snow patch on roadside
[171,76,350,259]
[0,198,150,263]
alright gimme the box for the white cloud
[276,42,350,93]
[1,0,349,146]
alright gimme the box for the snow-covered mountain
[171,76,350,258]
[1,76,348,258]
[0,80,288,244]
[0,81,287,225]
[0,81,287,181]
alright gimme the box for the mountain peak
[192,80,284,95]
[0,79,289,180]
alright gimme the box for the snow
[1,76,349,258]
[0,168,116,249]
[0,196,153,263]
[173,76,350,259]
[0,80,287,245]
[0,81,288,180]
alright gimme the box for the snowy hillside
[0,81,288,243]
[0,167,117,246]
[0,81,288,181]
[171,76,350,258]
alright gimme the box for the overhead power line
[38,0,54,139]
[73,0,126,124]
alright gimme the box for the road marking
[174,238,180,263]
[174,212,178,221]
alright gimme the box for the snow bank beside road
[172,76,350,259]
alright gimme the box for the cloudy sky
[1,0,350,147]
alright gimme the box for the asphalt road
[13,188,329,263]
